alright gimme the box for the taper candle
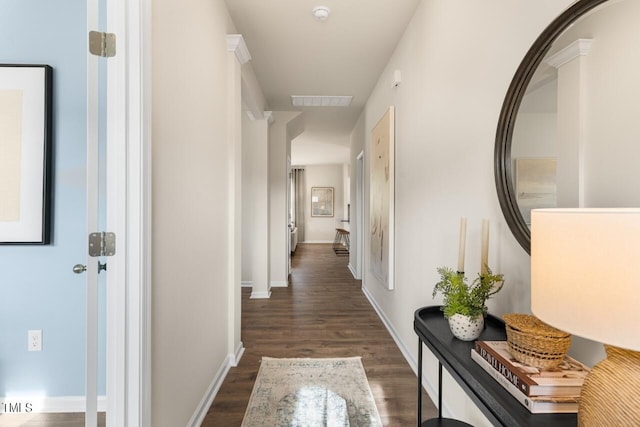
[481,219,489,274]
[458,217,467,273]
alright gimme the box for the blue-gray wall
[0,0,106,398]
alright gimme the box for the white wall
[304,164,346,242]
[0,0,104,402]
[349,119,366,278]
[350,0,608,424]
[553,0,640,207]
[342,163,351,230]
[512,113,557,159]
[151,0,238,425]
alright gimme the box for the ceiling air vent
[291,95,353,107]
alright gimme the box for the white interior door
[0,1,147,425]
[0,0,108,426]
[86,0,108,424]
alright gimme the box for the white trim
[348,263,357,278]
[106,0,129,424]
[241,281,253,287]
[227,45,244,373]
[136,0,153,424]
[388,106,395,290]
[226,34,251,64]
[230,341,245,367]
[270,280,288,287]
[185,355,233,427]
[250,291,272,299]
[361,286,414,370]
[545,38,593,69]
[355,151,364,280]
[86,0,100,424]
[302,240,333,244]
[125,0,153,424]
[105,0,153,425]
[0,396,107,413]
[360,285,444,416]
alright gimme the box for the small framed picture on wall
[311,187,334,217]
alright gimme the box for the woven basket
[503,313,571,369]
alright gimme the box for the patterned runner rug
[241,357,382,427]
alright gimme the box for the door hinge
[89,31,116,57]
[89,232,116,257]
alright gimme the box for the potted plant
[432,266,504,341]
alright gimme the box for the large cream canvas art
[0,65,52,244]
[0,89,23,222]
[370,106,395,290]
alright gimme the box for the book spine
[475,341,531,395]
[471,350,578,414]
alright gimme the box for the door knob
[73,264,87,274]
[73,262,107,274]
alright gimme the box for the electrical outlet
[28,330,42,352]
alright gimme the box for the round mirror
[495,0,640,253]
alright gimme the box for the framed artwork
[311,187,334,217]
[370,106,395,290]
[515,157,557,225]
[0,65,53,244]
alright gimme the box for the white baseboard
[361,285,444,416]
[250,290,271,299]
[270,281,288,288]
[348,263,357,279]
[0,396,107,414]
[186,353,233,427]
[241,281,253,288]
[231,341,245,367]
[301,240,333,244]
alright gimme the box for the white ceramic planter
[448,313,484,341]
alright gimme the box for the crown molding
[226,34,251,65]
[545,38,593,69]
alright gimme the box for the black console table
[414,306,577,427]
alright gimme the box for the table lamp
[530,208,640,426]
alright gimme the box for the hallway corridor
[204,243,436,426]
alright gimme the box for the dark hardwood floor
[3,244,435,426]
[0,412,105,427]
[203,243,437,426]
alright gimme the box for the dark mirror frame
[494,0,608,254]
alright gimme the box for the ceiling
[224,0,421,165]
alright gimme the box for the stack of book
[471,340,590,414]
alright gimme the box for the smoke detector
[312,6,330,21]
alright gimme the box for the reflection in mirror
[495,0,640,252]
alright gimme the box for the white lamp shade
[531,208,640,352]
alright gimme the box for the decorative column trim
[226,34,251,64]
[545,38,593,69]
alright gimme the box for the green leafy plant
[432,266,504,318]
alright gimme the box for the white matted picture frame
[0,64,53,244]
[370,106,395,290]
[311,187,334,217]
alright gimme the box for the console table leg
[438,362,443,419]
[418,338,423,427]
